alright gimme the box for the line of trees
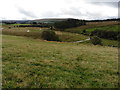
[86,18,120,22]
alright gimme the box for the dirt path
[73,38,90,43]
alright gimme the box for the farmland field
[65,21,119,34]
[86,25,119,33]
[2,21,119,88]
[2,26,89,42]
[1,0,120,88]
[2,35,118,88]
[2,25,118,46]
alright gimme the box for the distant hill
[2,20,31,24]
[33,18,72,23]
[2,18,119,24]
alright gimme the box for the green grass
[63,24,119,46]
[86,25,119,33]
[65,25,119,35]
[56,31,88,42]
[65,22,119,34]
[80,38,118,47]
[2,25,119,47]
[101,39,118,47]
[2,35,118,88]
[2,26,118,46]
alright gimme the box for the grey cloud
[15,1,118,20]
[65,0,119,3]
[90,2,118,8]
[106,2,118,8]
[58,7,89,18]
[58,5,117,20]
[60,6,105,19]
[67,4,117,19]
[84,0,119,2]
[16,7,37,18]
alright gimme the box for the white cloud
[0,0,119,20]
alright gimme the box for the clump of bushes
[91,29,119,40]
[81,29,88,35]
[41,30,60,41]
[90,36,102,45]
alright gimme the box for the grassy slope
[64,23,119,46]
[2,24,119,46]
[65,21,119,34]
[86,25,119,33]
[85,25,119,47]
[2,35,118,88]
[80,39,118,47]
[2,27,88,42]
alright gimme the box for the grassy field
[2,26,119,46]
[61,22,119,47]
[80,38,119,47]
[65,21,119,34]
[86,25,119,33]
[2,35,118,88]
[2,27,88,42]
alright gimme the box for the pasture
[2,25,118,47]
[2,26,88,42]
[85,25,119,33]
[2,21,119,88]
[65,21,119,34]
[2,35,118,88]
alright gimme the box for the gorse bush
[41,30,60,41]
[90,36,102,45]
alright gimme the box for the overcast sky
[0,0,119,20]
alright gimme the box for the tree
[41,30,60,41]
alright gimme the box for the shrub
[82,29,86,33]
[91,29,119,40]
[41,30,60,41]
[90,36,102,45]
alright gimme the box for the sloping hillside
[2,35,118,88]
[66,21,119,33]
[33,18,69,23]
